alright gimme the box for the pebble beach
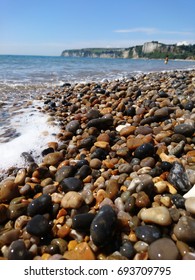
[1,69,195,260]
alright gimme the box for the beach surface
[1,69,195,260]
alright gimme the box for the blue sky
[0,0,195,55]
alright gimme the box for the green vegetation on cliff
[61,41,195,60]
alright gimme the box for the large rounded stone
[140,206,172,226]
[90,205,117,247]
[134,143,155,159]
[60,177,83,193]
[26,214,49,236]
[27,194,52,216]
[173,216,195,242]
[148,238,179,260]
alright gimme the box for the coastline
[1,68,195,260]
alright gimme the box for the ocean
[0,55,195,172]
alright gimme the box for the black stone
[55,165,76,182]
[60,177,83,193]
[160,161,173,171]
[158,91,169,97]
[72,213,96,231]
[124,107,136,117]
[119,240,135,259]
[174,124,195,137]
[171,194,185,208]
[90,147,108,160]
[75,165,91,179]
[26,214,49,236]
[78,136,96,149]
[8,240,31,260]
[27,194,52,216]
[87,117,113,129]
[135,225,161,244]
[90,205,117,247]
[167,162,192,193]
[41,147,54,157]
[134,143,155,159]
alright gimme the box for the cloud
[114,28,158,34]
[114,27,193,36]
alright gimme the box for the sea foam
[0,106,60,172]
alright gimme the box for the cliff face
[61,42,195,60]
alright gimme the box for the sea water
[0,55,195,172]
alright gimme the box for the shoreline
[1,68,195,260]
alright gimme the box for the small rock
[148,238,179,260]
[140,206,172,226]
[61,191,83,209]
[173,216,195,242]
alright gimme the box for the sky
[0,0,195,56]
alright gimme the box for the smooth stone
[90,205,117,247]
[118,163,132,174]
[134,126,153,135]
[183,184,195,198]
[174,124,195,137]
[8,203,28,220]
[8,240,30,260]
[140,206,172,226]
[55,165,76,183]
[119,125,136,136]
[78,136,96,149]
[106,179,119,199]
[61,191,83,209]
[66,120,80,133]
[26,214,49,236]
[51,238,68,255]
[0,204,8,223]
[154,107,170,117]
[63,242,95,260]
[173,216,195,242]
[72,213,95,231]
[134,143,155,159]
[60,177,83,193]
[135,225,161,244]
[0,229,20,246]
[119,240,135,259]
[0,180,19,203]
[148,238,179,260]
[75,165,91,179]
[89,158,102,169]
[43,152,63,166]
[167,161,192,193]
[14,168,26,185]
[27,194,52,216]
[87,117,113,129]
[185,197,195,214]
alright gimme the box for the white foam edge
[0,106,60,172]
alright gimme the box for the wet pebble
[119,240,135,259]
[27,194,52,216]
[72,212,95,232]
[90,205,117,247]
[174,216,195,242]
[8,240,31,260]
[60,177,83,193]
[185,197,195,214]
[140,206,172,226]
[148,238,179,260]
[134,143,155,159]
[61,191,83,209]
[26,214,50,236]
[135,225,161,244]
